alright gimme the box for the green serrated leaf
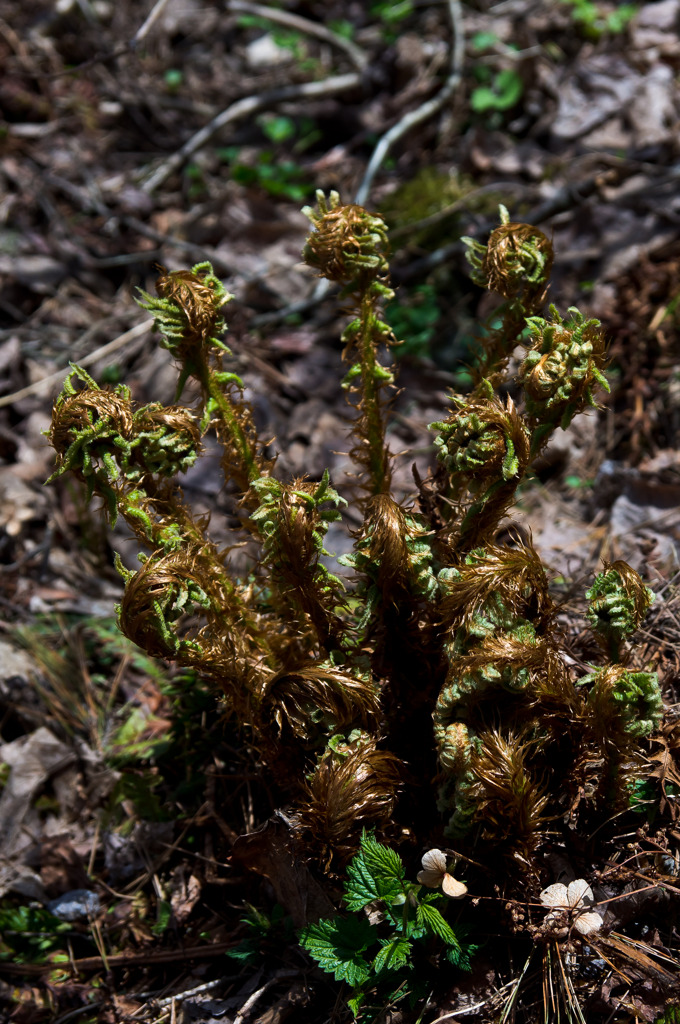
[299,915,376,986]
[373,935,412,974]
[445,940,478,971]
[347,992,367,1017]
[416,903,460,948]
[418,891,444,905]
[344,833,405,911]
[226,939,259,964]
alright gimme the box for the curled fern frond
[131,404,202,478]
[434,719,474,776]
[457,628,550,691]
[259,663,380,745]
[434,627,553,787]
[250,471,347,650]
[303,192,396,500]
[580,664,663,740]
[137,262,232,360]
[463,206,554,304]
[586,560,654,651]
[431,387,530,487]
[297,739,404,867]
[439,541,553,633]
[519,305,610,447]
[429,385,532,547]
[250,472,346,567]
[469,728,551,860]
[574,664,662,808]
[364,493,411,588]
[302,190,390,284]
[48,369,134,486]
[49,372,203,487]
[343,494,437,604]
[117,548,213,659]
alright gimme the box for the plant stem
[358,285,390,496]
[197,356,261,488]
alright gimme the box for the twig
[155,977,228,1008]
[354,0,464,206]
[0,320,152,409]
[52,1003,107,1024]
[428,978,518,1021]
[0,531,52,575]
[141,72,361,194]
[251,286,338,328]
[23,162,235,275]
[524,168,619,225]
[133,0,173,46]
[146,1012,170,1024]
[48,0,175,76]
[0,941,236,976]
[232,971,297,1024]
[0,17,50,97]
[232,983,270,1024]
[227,0,368,71]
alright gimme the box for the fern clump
[48,192,662,899]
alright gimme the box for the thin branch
[232,971,297,1024]
[251,287,336,328]
[47,0,174,76]
[155,978,226,1009]
[0,940,235,975]
[354,0,465,206]
[22,162,236,275]
[0,320,152,409]
[141,72,361,194]
[232,983,269,1024]
[428,979,518,1021]
[133,0,173,46]
[227,0,368,71]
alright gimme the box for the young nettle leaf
[300,915,377,986]
[444,940,477,971]
[416,902,461,950]
[226,939,260,964]
[344,833,406,911]
[373,935,412,974]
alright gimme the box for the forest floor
[1,1,680,1022]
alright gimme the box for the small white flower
[539,879,602,936]
[417,849,467,899]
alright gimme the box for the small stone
[48,889,101,921]
[245,34,294,69]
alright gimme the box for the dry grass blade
[596,931,680,982]
[499,946,536,1024]
[552,942,587,1024]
